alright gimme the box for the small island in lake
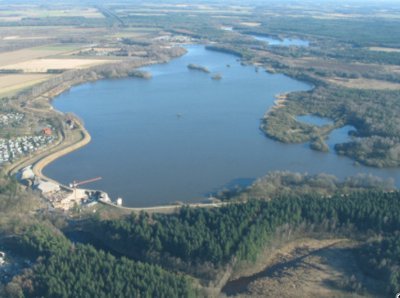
[187,63,210,73]
[211,73,222,80]
[128,70,152,79]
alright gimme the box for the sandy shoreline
[32,120,91,185]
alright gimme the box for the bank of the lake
[43,45,400,207]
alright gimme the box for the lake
[220,26,309,47]
[252,34,310,47]
[44,45,400,207]
[297,115,357,151]
[297,115,333,126]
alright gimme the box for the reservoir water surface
[44,45,400,207]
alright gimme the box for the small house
[42,127,52,136]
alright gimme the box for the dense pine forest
[4,225,195,297]
[2,190,400,296]
[88,191,400,294]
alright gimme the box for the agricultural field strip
[0,7,104,19]
[0,58,116,72]
[0,27,108,41]
[369,46,400,53]
[0,74,52,95]
[0,45,88,67]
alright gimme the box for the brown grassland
[0,74,53,96]
[0,47,75,67]
[1,58,115,73]
[326,77,400,90]
[225,238,383,298]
